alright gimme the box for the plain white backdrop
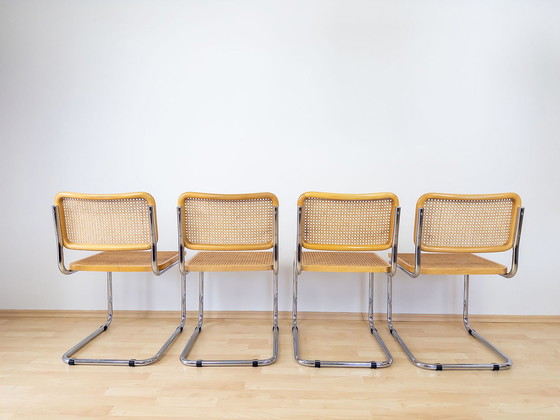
[1,0,558,315]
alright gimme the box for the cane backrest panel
[298,192,399,251]
[54,192,155,251]
[416,193,522,253]
[179,192,278,251]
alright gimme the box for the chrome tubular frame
[397,207,424,278]
[501,207,525,279]
[179,206,280,367]
[53,205,185,367]
[388,206,525,371]
[388,274,512,371]
[291,206,400,368]
[148,206,176,276]
[52,205,75,275]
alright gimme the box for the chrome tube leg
[368,273,374,330]
[62,270,185,367]
[388,273,512,371]
[198,271,204,329]
[180,272,204,366]
[273,271,279,330]
[263,270,279,366]
[463,274,470,331]
[106,272,113,327]
[460,275,513,370]
[387,273,393,331]
[294,270,392,368]
[292,261,302,364]
[62,272,114,365]
[133,271,187,367]
[368,274,392,367]
[182,269,278,367]
[386,273,426,367]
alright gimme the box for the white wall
[1,0,558,315]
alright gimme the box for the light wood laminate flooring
[1,314,559,419]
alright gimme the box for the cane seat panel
[69,251,178,272]
[301,251,390,273]
[186,251,274,272]
[397,253,507,275]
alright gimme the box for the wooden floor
[1,314,559,419]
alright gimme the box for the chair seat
[398,253,507,275]
[301,251,390,273]
[69,251,179,272]
[186,251,274,272]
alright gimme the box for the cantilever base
[292,324,392,368]
[387,274,512,371]
[63,271,186,367]
[180,271,279,367]
[388,324,512,371]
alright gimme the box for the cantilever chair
[389,192,524,371]
[177,192,279,367]
[293,192,400,368]
[52,192,185,366]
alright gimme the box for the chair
[389,192,524,371]
[52,192,185,366]
[177,192,279,367]
[292,192,400,368]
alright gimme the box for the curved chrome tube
[62,272,186,366]
[52,205,75,275]
[176,206,189,276]
[389,207,401,276]
[295,206,303,275]
[273,206,279,275]
[387,274,512,371]
[292,270,393,368]
[397,207,423,278]
[148,206,177,276]
[501,207,524,279]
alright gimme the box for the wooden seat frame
[177,192,279,367]
[52,192,185,367]
[293,192,400,368]
[389,193,525,371]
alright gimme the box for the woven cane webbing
[420,197,516,252]
[301,251,390,273]
[301,197,395,250]
[398,253,507,275]
[186,251,273,272]
[182,197,275,250]
[60,197,152,250]
[69,251,178,272]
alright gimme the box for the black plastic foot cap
[196,360,203,367]
[314,360,321,368]
[252,360,259,367]
[436,364,443,371]
[129,360,136,367]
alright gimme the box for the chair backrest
[298,192,399,251]
[415,193,522,253]
[54,192,156,251]
[178,192,278,251]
